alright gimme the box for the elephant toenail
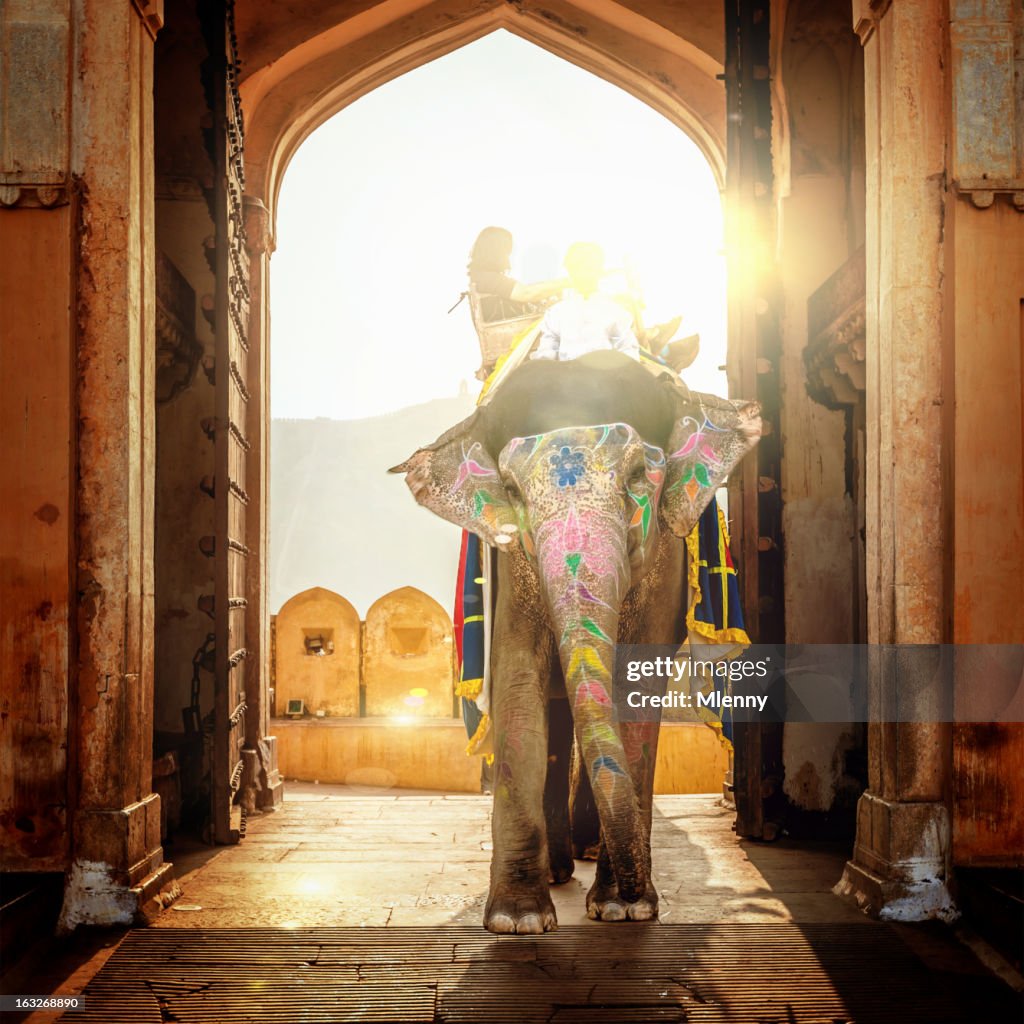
[601,902,626,921]
[487,913,516,934]
[627,901,655,920]
[516,913,543,933]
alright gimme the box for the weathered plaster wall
[0,208,73,870]
[950,199,1024,864]
[275,588,361,718]
[0,0,75,873]
[364,588,456,718]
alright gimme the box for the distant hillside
[270,393,476,617]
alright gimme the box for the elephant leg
[544,697,575,884]
[568,744,601,860]
[586,720,661,921]
[485,612,558,935]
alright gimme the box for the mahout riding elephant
[392,352,760,933]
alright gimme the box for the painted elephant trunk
[533,511,648,903]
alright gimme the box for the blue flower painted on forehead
[551,446,586,488]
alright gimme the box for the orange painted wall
[0,208,73,869]
[951,200,1024,866]
[276,719,729,795]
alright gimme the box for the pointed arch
[239,0,726,222]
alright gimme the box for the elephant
[391,351,761,933]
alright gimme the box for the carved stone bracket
[852,0,891,45]
[953,180,1024,212]
[243,196,275,257]
[804,246,867,409]
[156,251,202,404]
[131,0,164,38]
[0,183,69,208]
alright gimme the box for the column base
[57,793,180,933]
[833,791,958,921]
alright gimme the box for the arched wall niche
[237,0,728,225]
[363,586,455,718]
[275,587,362,717]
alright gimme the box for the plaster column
[242,195,284,810]
[58,0,176,932]
[835,0,956,920]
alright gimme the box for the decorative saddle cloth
[681,495,751,750]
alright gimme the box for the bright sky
[270,29,727,421]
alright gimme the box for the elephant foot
[484,888,558,934]
[586,879,659,922]
[548,836,575,885]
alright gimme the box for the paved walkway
[157,784,867,929]
[13,785,1020,1022]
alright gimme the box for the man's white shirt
[532,290,641,362]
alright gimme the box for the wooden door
[202,0,249,844]
[723,0,786,839]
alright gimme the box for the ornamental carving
[156,251,203,404]
[804,246,866,409]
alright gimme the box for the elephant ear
[389,409,518,547]
[660,394,761,537]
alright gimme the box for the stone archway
[226,0,735,821]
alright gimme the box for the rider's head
[469,227,514,273]
[563,242,605,297]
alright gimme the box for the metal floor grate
[62,924,1017,1023]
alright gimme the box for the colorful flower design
[668,415,727,499]
[628,489,652,542]
[536,508,626,584]
[550,446,586,488]
[451,441,497,494]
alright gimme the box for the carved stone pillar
[242,195,283,810]
[835,0,956,921]
[58,0,175,931]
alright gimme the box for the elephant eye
[626,464,646,489]
[504,482,523,503]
